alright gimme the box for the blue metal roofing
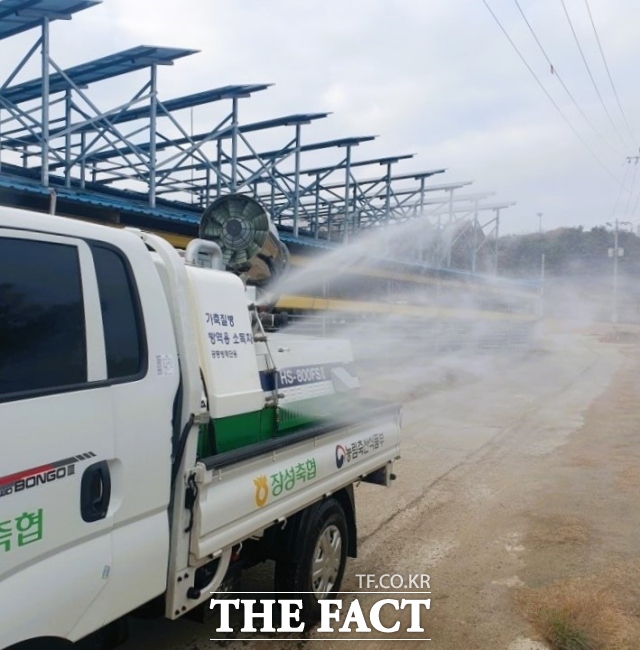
[0,0,100,40]
[279,231,337,251]
[0,168,531,288]
[0,45,198,105]
[0,171,200,224]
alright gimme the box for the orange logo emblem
[253,475,269,508]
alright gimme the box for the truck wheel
[275,498,348,623]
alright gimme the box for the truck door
[89,240,180,619]
[0,230,116,646]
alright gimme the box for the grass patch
[516,577,638,650]
[544,614,597,650]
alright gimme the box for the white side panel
[68,511,170,642]
[0,536,112,647]
[186,265,264,418]
[255,333,359,404]
[191,410,401,562]
[0,390,115,647]
[265,333,354,368]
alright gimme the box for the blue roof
[279,232,337,251]
[0,0,100,40]
[0,168,535,289]
[0,171,200,224]
[0,45,198,105]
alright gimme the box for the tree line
[497,226,640,278]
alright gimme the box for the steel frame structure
[0,0,515,274]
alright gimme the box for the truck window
[0,237,87,398]
[91,245,146,380]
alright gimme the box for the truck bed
[190,399,401,563]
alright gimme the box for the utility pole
[606,219,631,325]
[537,212,544,316]
[538,252,545,318]
[612,219,619,325]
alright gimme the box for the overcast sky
[3,0,640,234]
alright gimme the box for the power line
[480,0,625,189]
[583,0,639,150]
[513,0,625,158]
[558,0,632,152]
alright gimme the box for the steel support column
[314,174,320,239]
[64,88,72,187]
[446,188,454,267]
[418,176,426,261]
[216,139,222,198]
[41,17,50,186]
[293,123,301,238]
[471,199,479,273]
[149,62,158,207]
[343,145,352,244]
[384,161,392,227]
[494,207,501,275]
[231,97,238,193]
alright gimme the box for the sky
[2,0,640,235]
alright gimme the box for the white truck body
[0,206,401,649]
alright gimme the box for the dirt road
[122,327,640,649]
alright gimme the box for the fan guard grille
[199,194,270,268]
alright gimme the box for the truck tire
[274,498,348,623]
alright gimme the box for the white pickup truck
[0,206,401,649]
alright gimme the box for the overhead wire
[480,0,625,190]
[558,0,632,152]
[512,0,625,158]
[583,0,639,150]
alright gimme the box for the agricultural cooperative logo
[253,457,318,508]
[335,433,385,469]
